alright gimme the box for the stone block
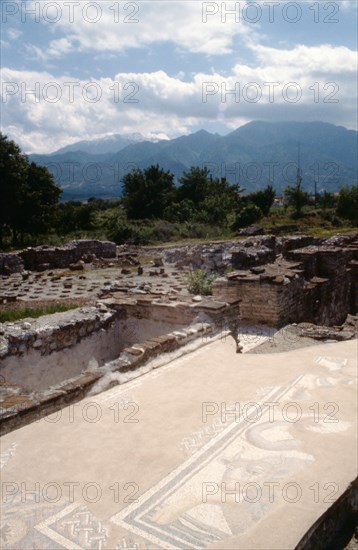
[0,253,24,275]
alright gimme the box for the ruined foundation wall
[114,298,241,344]
[0,297,239,392]
[304,274,351,326]
[213,276,305,327]
[1,322,123,391]
[213,235,358,327]
[214,270,352,328]
[0,308,193,392]
[117,305,196,349]
[349,261,358,313]
[0,253,24,275]
[17,239,117,271]
[288,246,353,324]
[0,308,121,390]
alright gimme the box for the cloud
[18,0,358,62]
[47,37,73,58]
[7,28,23,40]
[252,44,357,74]
[24,39,72,64]
[20,0,252,57]
[1,42,357,153]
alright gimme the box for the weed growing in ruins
[187,270,217,296]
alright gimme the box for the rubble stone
[0,253,24,275]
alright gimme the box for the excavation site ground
[0,233,357,550]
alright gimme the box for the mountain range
[29,121,358,200]
[53,132,165,155]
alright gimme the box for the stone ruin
[212,235,358,327]
[0,232,357,434]
[1,232,357,550]
[0,239,116,274]
[0,252,24,276]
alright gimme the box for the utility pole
[297,142,302,188]
[314,178,317,206]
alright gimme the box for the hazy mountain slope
[51,132,161,155]
[29,121,357,200]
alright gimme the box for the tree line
[1,133,357,248]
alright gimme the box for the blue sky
[1,0,357,153]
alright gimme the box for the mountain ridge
[29,121,358,200]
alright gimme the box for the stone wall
[19,239,116,271]
[286,245,354,325]
[231,245,276,270]
[214,269,352,328]
[349,261,358,313]
[213,263,305,327]
[0,234,328,275]
[0,253,24,275]
[0,306,121,390]
[105,294,241,338]
[0,295,239,392]
[151,234,323,274]
[0,320,215,436]
[213,234,358,327]
[0,295,239,435]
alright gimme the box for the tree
[55,199,104,234]
[17,163,61,239]
[0,133,61,246]
[177,168,242,224]
[336,186,358,225]
[248,185,276,216]
[122,165,175,219]
[284,177,310,218]
[0,133,29,246]
[178,166,212,206]
[197,193,234,225]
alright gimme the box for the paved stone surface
[0,338,357,549]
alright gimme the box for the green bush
[232,203,263,229]
[187,270,216,295]
[163,200,195,223]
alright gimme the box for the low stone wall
[106,294,241,332]
[0,296,240,434]
[149,234,326,274]
[231,245,276,270]
[0,322,234,437]
[0,253,24,275]
[0,320,215,436]
[279,235,318,256]
[19,239,116,271]
[0,306,121,390]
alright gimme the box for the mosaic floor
[0,337,357,549]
